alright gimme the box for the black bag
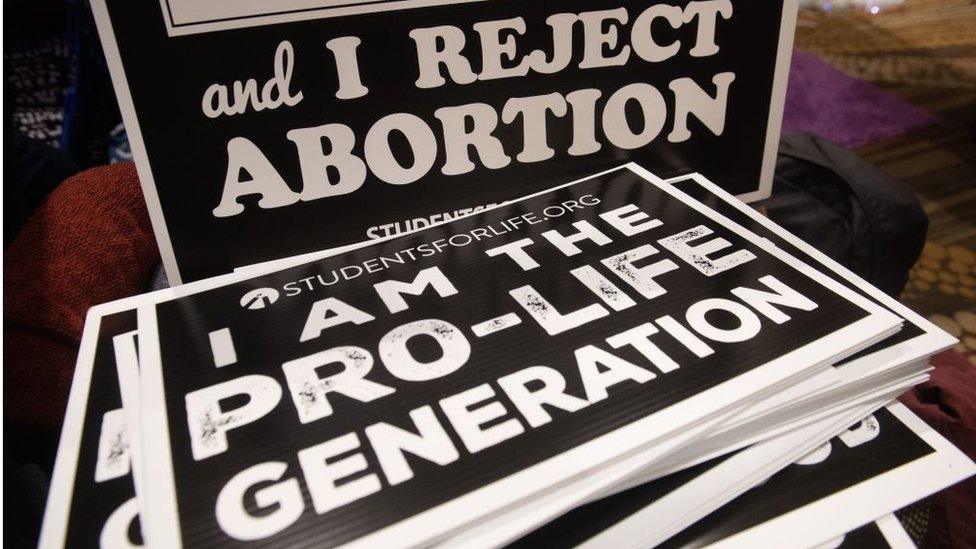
[759,133,927,298]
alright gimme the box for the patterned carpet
[796,0,976,365]
[5,37,70,148]
[903,243,976,364]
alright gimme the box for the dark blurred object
[3,130,80,247]
[5,0,123,168]
[4,443,49,548]
[760,133,928,298]
[4,36,70,148]
[4,0,126,245]
[5,0,72,151]
[61,0,124,165]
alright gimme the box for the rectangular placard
[511,402,972,549]
[128,165,898,547]
[91,0,797,282]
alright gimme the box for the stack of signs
[39,165,973,548]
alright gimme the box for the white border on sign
[664,172,957,361]
[737,0,798,204]
[37,313,103,549]
[128,164,900,548]
[136,305,184,547]
[158,0,490,36]
[113,330,150,546]
[88,0,798,284]
[36,313,142,549]
[707,402,975,549]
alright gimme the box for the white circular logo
[240,288,280,310]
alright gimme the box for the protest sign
[481,172,960,549]
[126,165,896,547]
[38,310,144,549]
[667,174,941,360]
[90,0,798,282]
[513,403,973,549]
[657,403,973,549]
[395,171,957,548]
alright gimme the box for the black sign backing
[510,404,945,549]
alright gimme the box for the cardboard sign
[38,310,144,549]
[449,173,959,548]
[666,173,953,365]
[128,165,896,547]
[90,0,798,282]
[513,403,973,549]
[659,404,968,549]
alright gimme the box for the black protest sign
[658,406,935,549]
[509,405,936,549]
[502,174,960,549]
[91,0,797,282]
[134,165,895,547]
[38,310,144,549]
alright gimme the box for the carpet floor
[796,0,976,366]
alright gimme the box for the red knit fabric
[4,162,159,427]
[900,349,976,549]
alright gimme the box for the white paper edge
[37,312,104,549]
[735,0,798,204]
[708,401,976,549]
[89,0,184,284]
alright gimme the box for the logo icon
[240,288,280,310]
